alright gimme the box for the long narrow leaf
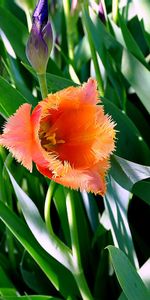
[104,176,138,268]
[111,155,150,191]
[107,246,150,300]
[0,201,79,299]
[7,169,73,272]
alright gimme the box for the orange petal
[31,105,50,168]
[36,164,53,179]
[0,104,33,171]
[39,78,99,115]
[92,107,116,160]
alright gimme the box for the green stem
[82,3,104,96]
[66,190,81,269]
[66,190,93,300]
[37,73,48,98]
[112,0,119,24]
[74,270,94,300]
[44,181,56,235]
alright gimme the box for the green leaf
[86,8,150,113]
[107,246,150,300]
[132,180,150,206]
[20,252,54,295]
[81,192,99,232]
[22,63,77,93]
[0,7,28,62]
[7,169,73,272]
[0,76,26,118]
[118,258,150,299]
[126,101,150,149]
[0,201,79,299]
[1,296,62,300]
[0,288,18,297]
[108,19,150,113]
[103,98,150,164]
[74,36,91,71]
[110,155,150,191]
[69,191,92,270]
[0,267,15,289]
[53,185,71,246]
[6,55,36,105]
[139,258,150,293]
[104,176,138,268]
[121,48,150,113]
[84,8,125,107]
[119,15,148,67]
[132,0,150,33]
[46,73,76,93]
[15,0,36,11]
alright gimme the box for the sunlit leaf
[0,201,79,298]
[104,176,138,268]
[111,155,150,191]
[132,0,150,33]
[0,6,28,62]
[7,169,73,272]
[121,48,150,113]
[107,246,150,300]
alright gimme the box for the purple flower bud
[98,1,106,24]
[26,0,53,74]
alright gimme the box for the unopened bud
[26,0,53,74]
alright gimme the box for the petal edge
[0,104,33,171]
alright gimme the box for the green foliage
[0,0,150,299]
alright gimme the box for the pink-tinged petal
[0,104,33,171]
[54,167,106,195]
[82,78,99,104]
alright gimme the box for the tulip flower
[26,0,53,74]
[0,79,115,195]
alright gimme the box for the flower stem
[112,0,119,24]
[66,190,93,300]
[44,181,56,235]
[37,73,48,98]
[82,3,104,97]
[66,190,81,269]
[74,270,94,300]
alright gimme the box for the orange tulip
[0,79,115,195]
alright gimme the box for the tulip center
[39,121,65,152]
[38,105,99,169]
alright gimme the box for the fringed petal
[0,104,33,171]
[54,166,107,196]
